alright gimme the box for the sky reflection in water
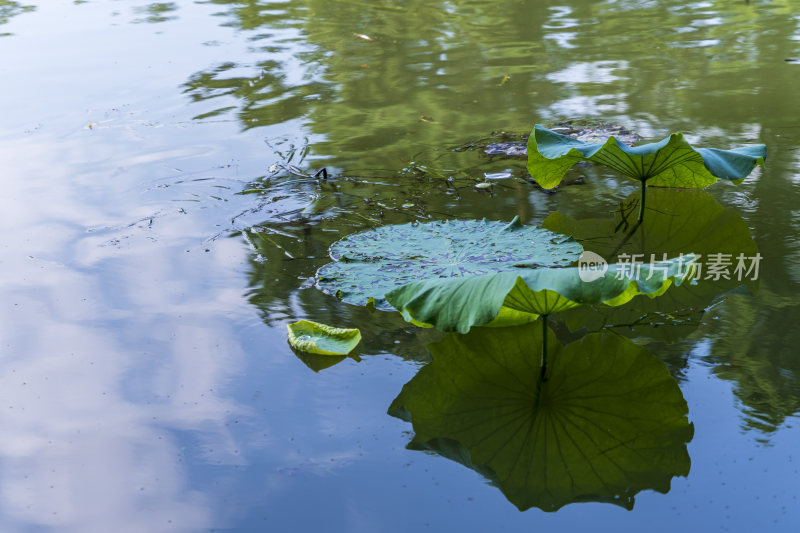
[0,0,799,531]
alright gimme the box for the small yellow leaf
[287,320,361,355]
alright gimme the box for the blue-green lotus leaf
[286,319,361,355]
[527,124,766,189]
[389,324,694,512]
[316,217,583,310]
[386,255,696,334]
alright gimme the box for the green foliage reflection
[545,188,759,342]
[0,1,35,36]
[389,323,693,511]
[132,2,179,24]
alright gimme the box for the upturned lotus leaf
[386,254,696,334]
[286,319,361,355]
[527,124,766,190]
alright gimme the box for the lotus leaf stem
[638,180,647,223]
[534,315,550,410]
[541,314,549,382]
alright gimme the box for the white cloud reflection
[0,250,255,532]
[0,127,254,531]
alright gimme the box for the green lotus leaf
[286,319,361,355]
[527,124,766,190]
[385,255,696,334]
[316,217,583,310]
[388,324,694,511]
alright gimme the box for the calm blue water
[1,1,798,531]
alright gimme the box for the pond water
[1,0,799,531]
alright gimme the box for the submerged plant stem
[534,315,549,410]
[638,180,647,223]
[609,216,644,259]
[541,314,549,382]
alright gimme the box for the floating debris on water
[482,121,641,157]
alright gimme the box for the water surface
[1,1,799,531]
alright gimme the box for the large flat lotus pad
[316,218,583,309]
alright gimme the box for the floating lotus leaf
[286,319,361,355]
[316,217,583,310]
[389,324,694,511]
[527,124,767,190]
[386,255,696,334]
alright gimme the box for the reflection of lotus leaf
[527,124,766,190]
[389,324,694,511]
[386,255,696,333]
[293,351,346,372]
[544,188,758,262]
[543,188,758,341]
[316,217,582,310]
